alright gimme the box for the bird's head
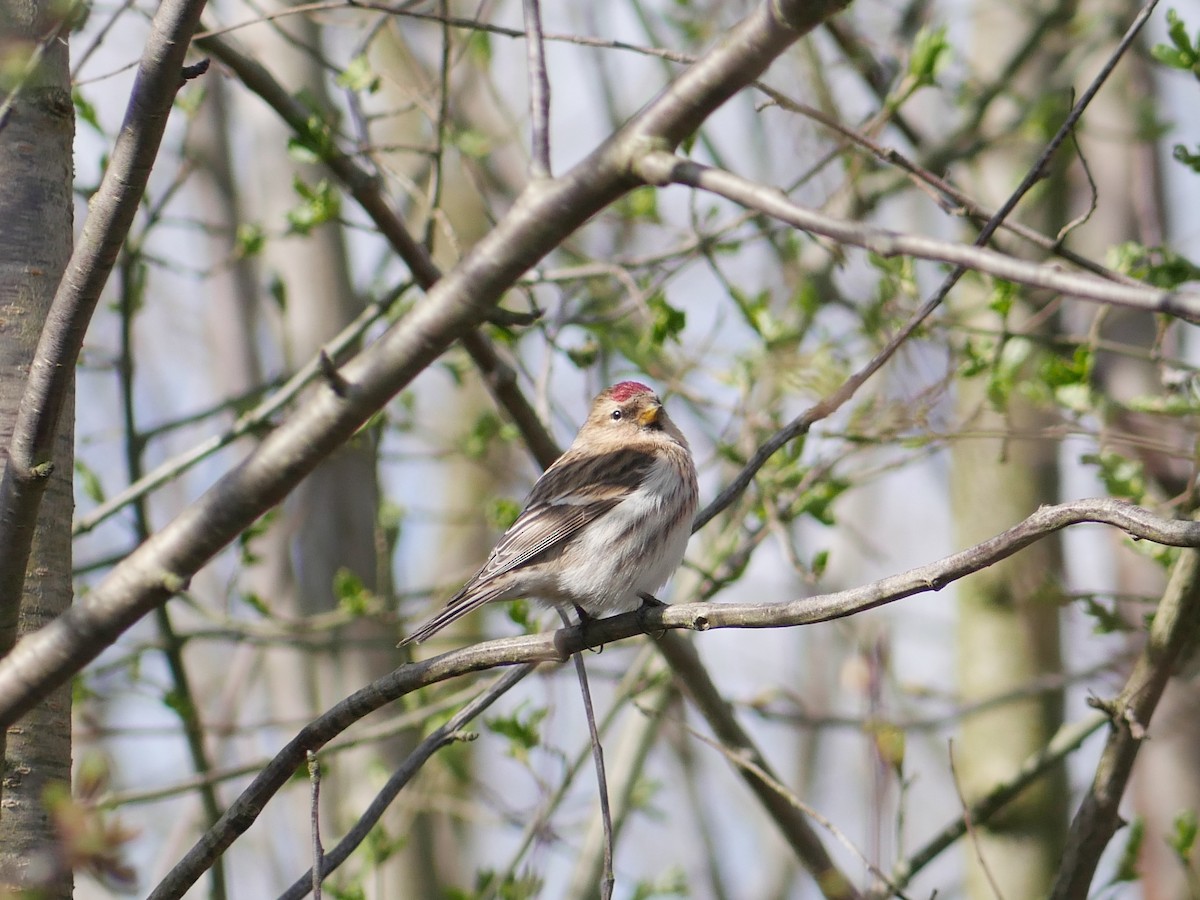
[581,381,689,450]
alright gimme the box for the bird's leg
[572,603,604,653]
[637,592,666,609]
[636,592,667,638]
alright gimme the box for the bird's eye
[610,409,622,421]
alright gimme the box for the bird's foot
[572,604,603,653]
[636,593,667,638]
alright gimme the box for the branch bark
[1050,537,1200,898]
[636,153,1200,321]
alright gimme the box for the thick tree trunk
[0,2,75,895]
[950,2,1075,894]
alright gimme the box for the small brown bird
[401,381,698,645]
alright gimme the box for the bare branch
[271,667,533,900]
[881,713,1109,896]
[522,0,551,179]
[306,751,323,900]
[655,632,861,899]
[557,609,614,899]
[638,153,1199,321]
[1051,540,1200,897]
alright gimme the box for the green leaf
[1108,241,1200,289]
[810,549,830,578]
[72,89,102,134]
[486,497,522,532]
[1173,144,1200,173]
[647,291,686,345]
[630,868,689,900]
[75,459,106,504]
[486,703,548,761]
[566,338,599,369]
[268,273,287,311]
[908,25,950,88]
[868,720,906,774]
[1152,10,1200,75]
[794,478,849,527]
[238,510,277,566]
[333,567,376,616]
[336,54,380,93]
[452,127,492,159]
[506,597,532,633]
[286,177,341,235]
[466,30,492,67]
[462,411,515,459]
[988,278,1016,317]
[986,336,1033,409]
[1107,817,1144,885]
[1169,809,1198,861]
[1081,450,1146,503]
[234,222,266,259]
[1081,596,1131,635]
[286,136,321,165]
[242,592,272,617]
[616,186,661,222]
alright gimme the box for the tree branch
[0,0,210,653]
[121,496,1200,897]
[636,153,1200,321]
[272,666,533,900]
[1050,537,1200,898]
[882,713,1109,897]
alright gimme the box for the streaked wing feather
[477,447,656,579]
[400,447,656,645]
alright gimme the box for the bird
[401,381,698,646]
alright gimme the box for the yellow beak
[638,404,663,427]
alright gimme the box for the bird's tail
[398,582,509,647]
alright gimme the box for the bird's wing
[475,446,657,580]
[400,447,657,645]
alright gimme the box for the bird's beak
[638,403,663,427]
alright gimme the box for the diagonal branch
[656,632,860,899]
[195,29,561,467]
[1050,536,1200,898]
[274,666,534,900]
[636,153,1200,321]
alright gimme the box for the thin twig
[685,0,1167,534]
[882,713,1108,896]
[640,153,1198,321]
[558,610,614,900]
[274,667,533,900]
[0,0,851,731]
[73,281,411,536]
[947,740,1005,900]
[1050,537,1200,898]
[679,715,906,899]
[522,0,552,178]
[653,632,860,899]
[306,751,323,900]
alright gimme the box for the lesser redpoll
[402,381,698,645]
